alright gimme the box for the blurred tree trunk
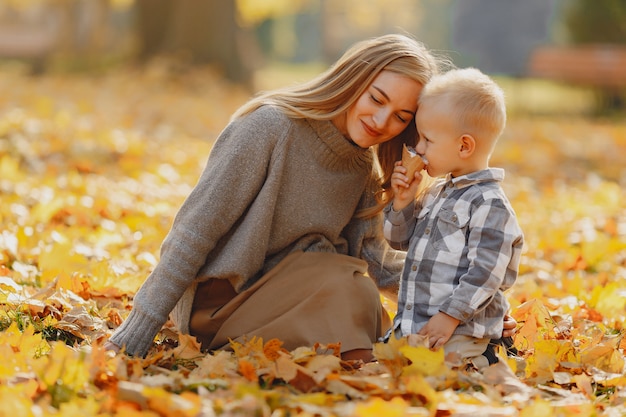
[135,0,253,85]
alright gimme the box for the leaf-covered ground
[0,64,625,416]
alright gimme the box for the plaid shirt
[383,168,524,340]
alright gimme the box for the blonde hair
[418,67,506,151]
[233,34,444,214]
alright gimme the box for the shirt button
[452,214,458,222]
[406,305,413,310]
[425,228,430,235]
[411,265,417,271]
[442,193,448,198]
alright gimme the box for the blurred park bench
[0,3,118,74]
[528,45,626,109]
[0,22,60,73]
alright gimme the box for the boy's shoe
[481,336,518,365]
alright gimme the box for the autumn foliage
[0,64,625,416]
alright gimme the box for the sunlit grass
[497,77,599,116]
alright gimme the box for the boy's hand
[418,312,460,350]
[502,314,517,338]
[391,161,422,211]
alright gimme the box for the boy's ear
[459,134,475,158]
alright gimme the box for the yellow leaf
[325,377,368,400]
[289,391,344,407]
[38,342,90,400]
[512,298,558,348]
[353,397,409,417]
[171,333,203,360]
[512,298,555,329]
[0,384,36,417]
[230,335,264,359]
[525,339,565,382]
[145,387,201,417]
[0,155,24,182]
[0,322,49,359]
[263,338,286,360]
[592,372,626,387]
[380,294,397,321]
[30,196,66,224]
[573,374,594,398]
[38,241,91,275]
[58,396,102,417]
[272,353,303,382]
[404,374,438,406]
[519,397,555,417]
[590,282,626,318]
[580,345,624,374]
[0,276,21,298]
[238,359,258,382]
[305,354,342,383]
[399,344,447,377]
[189,350,237,379]
[372,334,408,378]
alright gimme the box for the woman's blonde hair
[233,34,444,214]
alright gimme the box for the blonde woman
[106,35,515,362]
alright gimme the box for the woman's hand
[104,340,121,353]
[391,161,422,211]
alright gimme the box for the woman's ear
[459,134,476,158]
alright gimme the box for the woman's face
[333,70,422,148]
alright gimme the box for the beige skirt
[188,251,390,353]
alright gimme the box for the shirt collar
[444,168,505,189]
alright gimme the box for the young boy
[383,67,524,369]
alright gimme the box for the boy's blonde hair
[418,67,506,151]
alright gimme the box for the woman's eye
[396,114,407,123]
[370,94,382,104]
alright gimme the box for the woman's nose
[372,109,390,129]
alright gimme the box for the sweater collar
[306,118,374,172]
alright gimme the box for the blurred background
[1,3,625,405]
[0,0,625,116]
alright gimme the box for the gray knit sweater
[109,105,405,356]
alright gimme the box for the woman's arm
[108,107,288,356]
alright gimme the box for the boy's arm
[440,197,523,324]
[383,200,418,251]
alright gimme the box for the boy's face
[415,102,465,178]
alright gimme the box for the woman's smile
[361,120,382,138]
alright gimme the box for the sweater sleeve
[109,107,290,356]
[342,173,406,300]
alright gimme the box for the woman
[106,34,513,361]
